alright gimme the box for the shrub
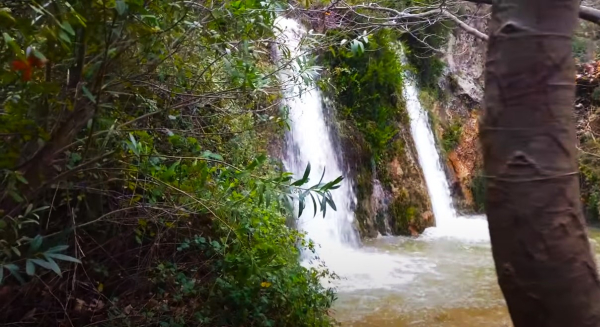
[441,120,463,153]
[0,1,338,326]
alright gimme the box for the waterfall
[275,17,359,252]
[403,71,457,228]
[402,54,489,242]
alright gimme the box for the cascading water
[401,53,489,242]
[275,18,421,292]
[403,78,457,229]
[275,21,504,322]
[275,17,359,251]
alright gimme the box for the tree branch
[441,9,488,41]
[463,0,600,26]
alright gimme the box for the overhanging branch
[441,9,488,41]
[464,0,600,25]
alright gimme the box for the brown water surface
[333,227,600,326]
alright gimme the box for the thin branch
[463,0,600,26]
[442,9,488,40]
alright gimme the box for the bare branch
[463,0,600,25]
[441,9,488,41]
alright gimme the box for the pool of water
[331,226,600,326]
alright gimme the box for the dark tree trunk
[481,0,600,326]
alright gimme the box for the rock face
[430,4,489,213]
[384,136,434,236]
[436,1,600,215]
[341,114,433,238]
[447,111,481,209]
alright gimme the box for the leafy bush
[579,140,600,222]
[0,1,338,326]
[470,171,487,213]
[441,120,462,153]
[322,28,406,160]
[573,36,591,63]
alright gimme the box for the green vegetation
[0,1,339,325]
[322,29,407,160]
[580,137,600,222]
[321,28,409,234]
[470,171,486,213]
[319,27,432,235]
[441,119,462,153]
[573,36,591,63]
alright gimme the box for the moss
[580,149,600,222]
[470,171,487,213]
[441,119,462,153]
[389,197,419,235]
[321,28,406,160]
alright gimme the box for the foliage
[592,87,600,104]
[579,138,600,222]
[469,171,486,213]
[573,36,591,63]
[0,1,338,325]
[441,119,462,153]
[400,1,451,91]
[321,28,407,160]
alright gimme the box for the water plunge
[276,17,359,251]
[275,19,507,325]
[401,63,489,243]
[276,17,492,313]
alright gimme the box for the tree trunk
[481,0,600,326]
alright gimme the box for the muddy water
[333,228,600,326]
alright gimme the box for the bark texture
[481,0,600,326]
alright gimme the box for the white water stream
[401,66,489,243]
[276,18,511,326]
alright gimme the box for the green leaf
[5,264,24,284]
[351,40,358,54]
[82,86,96,103]
[45,253,81,264]
[15,174,28,185]
[32,49,47,62]
[201,150,223,161]
[128,133,138,149]
[0,266,3,285]
[46,245,69,253]
[2,32,21,55]
[58,30,71,44]
[25,260,35,276]
[11,247,21,257]
[25,203,33,215]
[115,0,128,15]
[302,162,311,183]
[325,195,337,211]
[0,220,6,229]
[309,192,317,218]
[298,198,305,217]
[325,176,343,190]
[317,168,326,185]
[29,235,42,252]
[8,190,23,203]
[61,21,75,36]
[31,258,61,276]
[31,206,50,213]
[246,158,259,170]
[290,179,303,187]
[2,32,12,43]
[0,10,16,23]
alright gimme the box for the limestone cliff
[424,3,489,214]
[434,1,600,216]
